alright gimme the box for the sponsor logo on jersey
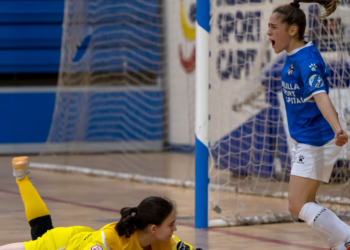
[281,81,300,90]
[91,245,103,250]
[309,74,324,90]
[84,234,92,241]
[287,64,295,76]
[177,241,191,250]
[309,63,317,71]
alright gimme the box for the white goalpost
[194,0,210,228]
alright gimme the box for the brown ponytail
[302,0,340,17]
[116,196,175,238]
[115,207,137,238]
[273,0,340,41]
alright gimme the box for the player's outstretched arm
[314,92,349,146]
[0,242,25,250]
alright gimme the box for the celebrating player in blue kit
[267,1,350,250]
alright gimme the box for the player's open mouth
[270,39,275,48]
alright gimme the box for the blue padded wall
[0,1,64,73]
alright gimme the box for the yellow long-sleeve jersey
[24,222,193,250]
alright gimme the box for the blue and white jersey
[281,42,334,146]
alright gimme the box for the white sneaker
[12,156,29,180]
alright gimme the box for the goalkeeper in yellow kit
[0,157,201,250]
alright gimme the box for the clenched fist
[335,129,348,147]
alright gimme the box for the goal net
[37,0,196,184]
[35,0,350,227]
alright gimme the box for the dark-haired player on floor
[0,157,201,250]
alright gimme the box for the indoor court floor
[0,156,338,250]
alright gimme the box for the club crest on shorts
[91,245,103,250]
[287,64,295,76]
[309,74,324,90]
